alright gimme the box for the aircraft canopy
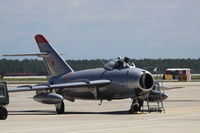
[104,57,135,70]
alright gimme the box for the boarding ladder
[142,72,166,113]
[147,83,165,113]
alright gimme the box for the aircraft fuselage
[50,67,154,100]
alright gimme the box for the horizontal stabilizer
[2,53,66,58]
[2,52,49,57]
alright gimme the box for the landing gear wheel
[55,101,65,114]
[129,99,141,113]
[129,103,139,113]
[0,107,8,120]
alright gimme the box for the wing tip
[35,34,49,44]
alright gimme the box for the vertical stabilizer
[35,34,73,77]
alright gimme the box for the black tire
[56,101,65,114]
[0,107,8,120]
[129,103,140,113]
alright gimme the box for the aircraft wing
[8,80,111,92]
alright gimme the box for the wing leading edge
[8,80,111,92]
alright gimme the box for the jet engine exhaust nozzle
[139,73,154,90]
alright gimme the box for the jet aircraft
[4,34,168,114]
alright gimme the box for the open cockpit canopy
[104,57,135,70]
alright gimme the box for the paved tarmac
[1,82,200,133]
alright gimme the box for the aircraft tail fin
[35,34,74,77]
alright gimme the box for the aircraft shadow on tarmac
[8,100,200,115]
[8,110,137,116]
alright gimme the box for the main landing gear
[55,101,65,114]
[129,99,143,113]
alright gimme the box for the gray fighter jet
[4,34,168,114]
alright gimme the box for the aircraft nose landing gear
[129,99,143,114]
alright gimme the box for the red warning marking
[51,60,56,67]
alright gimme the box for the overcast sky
[0,0,199,59]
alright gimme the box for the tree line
[0,58,199,76]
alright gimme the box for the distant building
[163,68,191,81]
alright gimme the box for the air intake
[139,73,154,90]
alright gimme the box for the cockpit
[104,57,136,70]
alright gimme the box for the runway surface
[1,82,200,133]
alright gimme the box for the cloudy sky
[0,0,199,59]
